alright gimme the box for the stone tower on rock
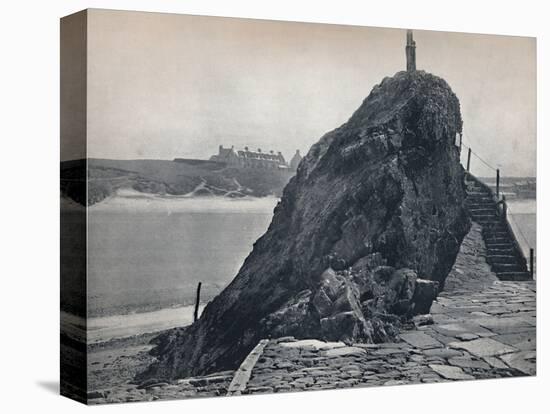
[406,29,416,72]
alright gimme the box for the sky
[77,9,536,176]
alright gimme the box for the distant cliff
[138,70,471,381]
[60,158,294,206]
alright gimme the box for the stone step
[492,263,527,272]
[466,199,494,204]
[496,271,533,281]
[484,229,509,235]
[487,240,513,249]
[466,203,494,208]
[465,191,491,196]
[469,209,497,215]
[466,204,496,210]
[485,242,516,250]
[484,237,510,244]
[482,224,509,233]
[486,254,520,264]
[469,209,495,215]
[466,192,492,197]
[466,198,494,204]
[475,219,501,226]
[485,237,512,244]
[487,257,526,271]
[475,215,501,221]
[484,231,510,238]
[487,247,515,255]
[484,233,510,240]
[471,213,497,219]
[466,197,496,207]
[483,231,510,238]
[472,209,498,214]
[484,227,510,234]
[468,208,496,214]
[467,191,493,197]
[485,243,515,251]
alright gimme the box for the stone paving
[241,279,535,395]
[89,282,535,404]
[89,369,236,404]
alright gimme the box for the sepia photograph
[59,7,536,406]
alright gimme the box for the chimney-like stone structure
[406,29,416,72]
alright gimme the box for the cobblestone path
[240,280,535,395]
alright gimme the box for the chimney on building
[406,29,416,72]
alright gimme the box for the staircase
[464,173,531,281]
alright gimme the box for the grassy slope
[61,158,294,206]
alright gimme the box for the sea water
[83,191,278,341]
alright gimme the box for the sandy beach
[62,304,205,344]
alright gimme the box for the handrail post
[466,148,472,172]
[194,281,202,322]
[496,169,500,198]
[501,195,507,220]
[530,248,534,279]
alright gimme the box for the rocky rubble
[138,70,470,381]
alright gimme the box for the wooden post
[501,195,507,220]
[466,148,472,172]
[194,282,202,322]
[530,248,534,279]
[496,169,500,198]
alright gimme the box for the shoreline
[88,188,280,213]
[62,303,205,345]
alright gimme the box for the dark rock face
[138,71,470,381]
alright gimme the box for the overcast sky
[81,9,536,176]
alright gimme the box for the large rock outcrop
[138,70,471,380]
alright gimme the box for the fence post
[496,169,500,198]
[466,148,472,172]
[530,248,534,279]
[194,282,202,322]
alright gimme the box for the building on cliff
[210,145,298,171]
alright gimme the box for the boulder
[138,70,470,380]
[411,279,440,315]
